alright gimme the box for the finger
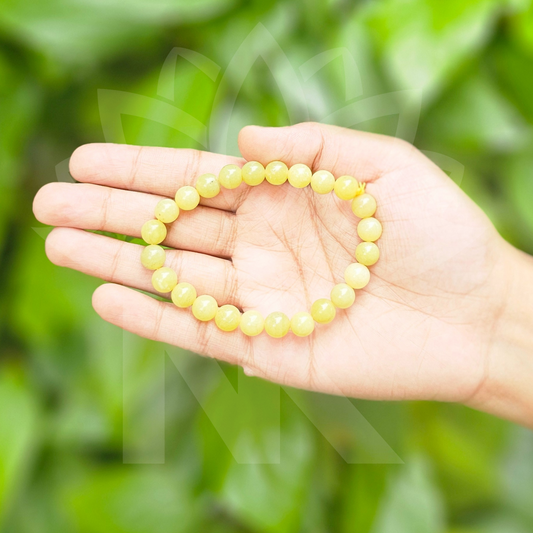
[238,122,429,182]
[34,182,237,259]
[69,143,248,212]
[45,227,240,306]
[92,283,251,364]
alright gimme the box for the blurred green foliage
[1,0,533,531]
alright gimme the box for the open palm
[33,123,509,405]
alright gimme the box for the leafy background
[1,0,533,531]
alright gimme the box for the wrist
[466,241,533,426]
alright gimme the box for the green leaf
[370,455,445,533]
[0,0,235,66]
[0,365,40,528]
[506,150,533,252]
[10,227,99,347]
[62,465,205,533]
[220,389,314,533]
[0,53,40,249]
[490,38,533,123]
[421,71,529,152]
[99,59,217,149]
[285,391,403,464]
[410,403,506,510]
[508,1,533,55]
[361,0,512,101]
[501,426,533,526]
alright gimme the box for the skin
[33,123,533,427]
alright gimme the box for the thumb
[238,122,427,182]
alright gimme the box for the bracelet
[140,161,382,338]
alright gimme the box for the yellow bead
[357,217,382,242]
[288,163,312,188]
[311,170,335,194]
[265,161,288,185]
[334,175,359,200]
[355,242,380,266]
[290,312,315,337]
[351,193,376,218]
[242,161,265,186]
[175,186,200,211]
[330,283,356,309]
[141,244,166,270]
[152,267,178,293]
[264,312,290,338]
[141,219,167,245]
[192,295,218,321]
[171,282,196,308]
[218,164,242,189]
[155,198,179,223]
[196,173,220,199]
[215,304,241,332]
[344,262,370,289]
[310,299,336,324]
[240,310,264,336]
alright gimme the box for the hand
[32,123,533,425]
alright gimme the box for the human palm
[33,123,508,405]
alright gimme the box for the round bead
[141,219,167,245]
[218,164,242,189]
[171,282,197,308]
[240,310,264,336]
[196,173,220,199]
[265,161,288,185]
[355,242,380,266]
[330,283,356,309]
[311,170,335,194]
[192,295,218,321]
[310,299,336,324]
[141,244,166,270]
[357,217,382,242]
[290,312,315,337]
[344,263,370,289]
[351,193,376,218]
[215,304,241,332]
[264,312,290,338]
[175,186,200,211]
[155,199,179,223]
[241,161,265,186]
[152,267,178,293]
[288,163,312,188]
[334,175,359,200]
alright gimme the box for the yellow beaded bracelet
[140,161,382,338]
